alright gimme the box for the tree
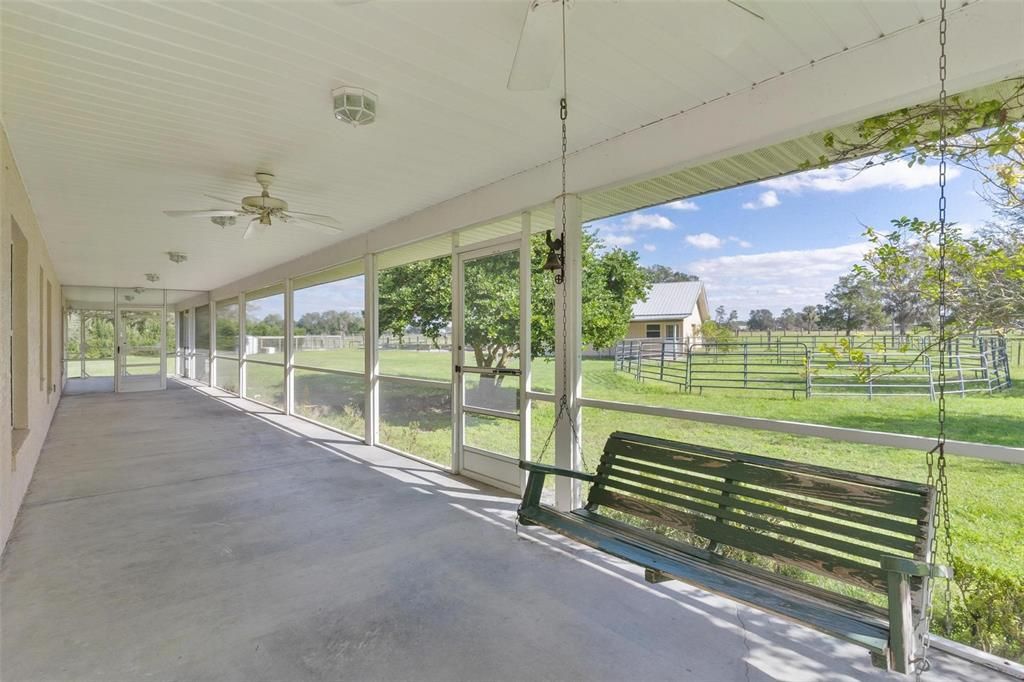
[818,274,886,335]
[377,231,651,370]
[855,218,933,335]
[696,320,732,347]
[799,305,819,332]
[643,264,697,283]
[856,214,1024,334]
[777,307,799,331]
[747,309,774,331]
[246,313,284,337]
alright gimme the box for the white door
[116,307,166,392]
[455,240,522,492]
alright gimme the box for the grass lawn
[240,347,1022,579]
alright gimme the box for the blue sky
[589,159,993,314]
[280,159,993,320]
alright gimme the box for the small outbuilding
[627,281,710,342]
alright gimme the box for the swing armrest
[519,461,597,482]
[880,556,953,579]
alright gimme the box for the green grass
[232,347,1022,579]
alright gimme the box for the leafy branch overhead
[806,78,1024,209]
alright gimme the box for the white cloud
[642,243,657,252]
[687,242,870,312]
[742,190,780,210]
[685,232,723,249]
[665,199,699,211]
[761,160,961,194]
[603,234,636,247]
[728,236,753,248]
[623,213,675,231]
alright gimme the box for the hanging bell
[542,230,565,284]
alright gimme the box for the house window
[665,324,677,339]
[645,323,661,338]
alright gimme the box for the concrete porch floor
[0,381,1006,681]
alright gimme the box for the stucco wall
[626,303,703,341]
[1,125,63,553]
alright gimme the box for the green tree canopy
[817,274,886,335]
[377,231,651,369]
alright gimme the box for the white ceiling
[1,0,951,291]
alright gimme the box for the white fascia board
[211,0,1023,302]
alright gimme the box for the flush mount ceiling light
[168,251,188,264]
[332,86,377,126]
[145,273,160,283]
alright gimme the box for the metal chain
[916,0,954,674]
[538,0,587,473]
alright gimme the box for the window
[244,284,285,410]
[10,219,28,454]
[292,262,366,437]
[214,297,240,393]
[46,279,53,394]
[38,267,44,390]
[194,304,210,384]
[376,246,453,467]
[645,324,660,338]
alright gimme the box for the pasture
[232,346,1024,580]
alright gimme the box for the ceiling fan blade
[286,210,343,227]
[203,193,242,206]
[164,209,241,218]
[295,218,345,234]
[242,218,264,240]
[507,0,563,91]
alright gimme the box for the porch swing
[517,0,955,675]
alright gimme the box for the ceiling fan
[506,0,765,91]
[163,172,344,240]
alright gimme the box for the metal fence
[614,339,810,398]
[614,336,1012,399]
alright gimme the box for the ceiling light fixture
[332,86,377,126]
[168,252,188,264]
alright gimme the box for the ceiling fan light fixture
[332,86,377,126]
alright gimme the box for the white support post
[450,233,462,474]
[237,294,246,396]
[207,297,215,387]
[364,253,379,446]
[160,289,167,389]
[284,278,294,414]
[554,194,583,511]
[209,298,218,388]
[519,211,533,492]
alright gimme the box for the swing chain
[917,0,954,674]
[538,0,587,474]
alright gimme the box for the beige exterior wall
[627,302,704,341]
[1,125,64,553]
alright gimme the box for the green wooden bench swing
[519,1,956,674]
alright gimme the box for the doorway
[116,307,166,392]
[454,239,523,492]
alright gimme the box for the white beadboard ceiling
[0,0,955,291]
